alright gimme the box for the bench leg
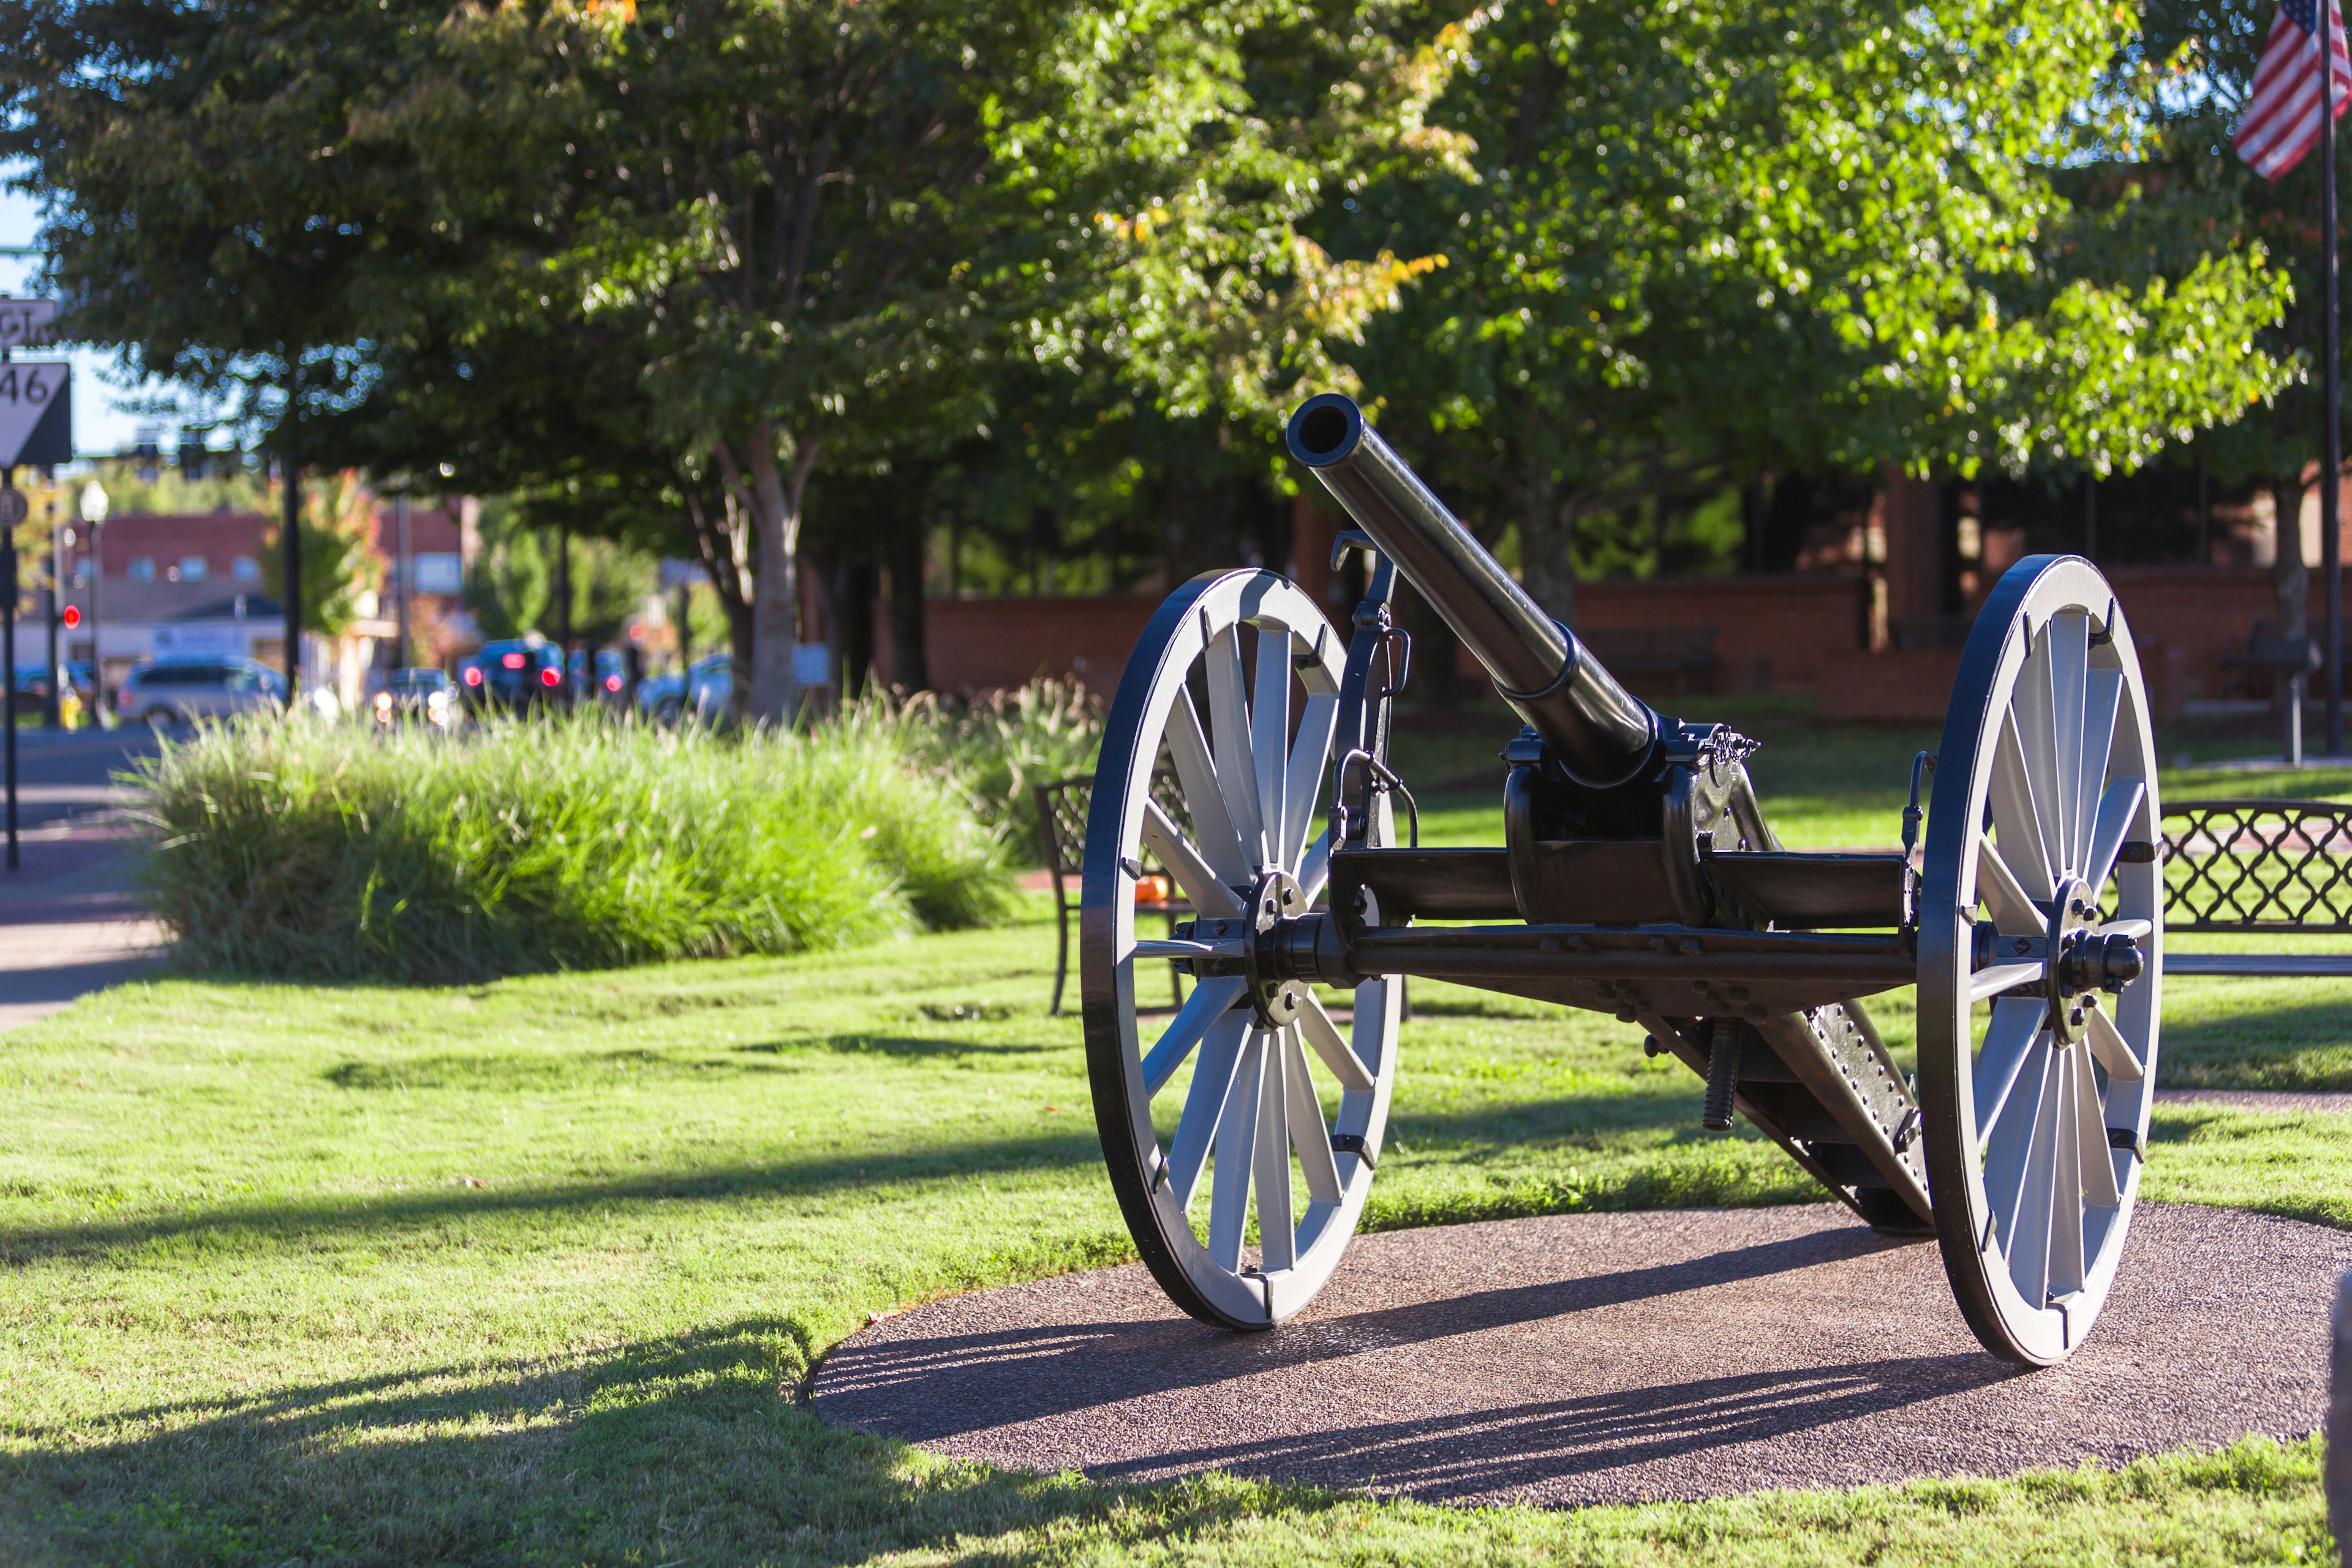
[1049,884,1072,1016]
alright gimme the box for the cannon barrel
[1286,393,1658,788]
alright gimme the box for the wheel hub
[2043,875,2144,1044]
[2045,877,2095,1044]
[1243,869,1310,1029]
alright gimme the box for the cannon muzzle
[1286,393,1658,789]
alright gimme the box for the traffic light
[60,605,79,630]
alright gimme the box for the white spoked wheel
[1080,568,1401,1329]
[1918,555,2162,1365]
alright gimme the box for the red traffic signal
[60,605,80,629]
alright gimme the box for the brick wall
[861,564,2315,716]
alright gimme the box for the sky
[0,183,203,466]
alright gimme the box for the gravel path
[816,1204,2350,1507]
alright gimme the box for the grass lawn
[0,899,2343,1566]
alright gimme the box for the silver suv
[117,659,287,726]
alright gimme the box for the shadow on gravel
[820,1229,1956,1438]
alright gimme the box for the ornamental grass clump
[134,712,1011,982]
[854,676,1104,854]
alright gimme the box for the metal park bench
[2162,799,2352,977]
[1036,774,1196,1015]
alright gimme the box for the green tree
[466,497,661,649]
[1341,0,2293,617]
[3,0,1457,720]
[257,472,386,638]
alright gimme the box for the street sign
[0,489,24,529]
[0,300,59,351]
[0,361,70,469]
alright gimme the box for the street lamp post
[42,502,59,730]
[80,482,107,723]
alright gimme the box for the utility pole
[42,499,59,729]
[394,486,412,669]
[2324,9,2345,755]
[554,524,573,703]
[2,467,20,869]
[281,453,301,706]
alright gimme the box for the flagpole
[2325,1,2345,756]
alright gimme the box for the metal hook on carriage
[1332,746,1420,850]
[1901,750,1936,937]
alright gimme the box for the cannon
[1079,393,2162,1365]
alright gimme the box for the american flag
[2234,0,2352,181]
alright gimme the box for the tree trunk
[1518,477,1575,624]
[2275,477,2310,640]
[727,428,817,728]
[887,527,929,690]
[678,472,758,703]
[831,554,876,698]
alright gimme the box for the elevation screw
[1703,1019,1740,1131]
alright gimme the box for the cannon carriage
[1079,393,2160,1365]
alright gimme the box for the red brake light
[540,666,560,687]
[502,652,526,669]
[464,666,483,687]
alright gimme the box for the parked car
[12,666,87,727]
[457,638,565,711]
[116,659,286,727]
[569,647,630,709]
[372,666,457,728]
[636,653,732,725]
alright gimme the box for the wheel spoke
[1164,1016,1246,1212]
[1252,1032,1297,1271]
[1251,628,1292,861]
[1280,692,1340,870]
[1970,962,2043,1003]
[1141,977,1247,1096]
[1990,709,2059,900]
[2084,777,2147,899]
[1975,833,2046,936]
[2098,917,2153,942]
[2046,1054,2087,1298]
[1296,989,1376,1091]
[1141,801,1245,920]
[1208,1031,1267,1270]
[1282,1028,1344,1204]
[1297,829,1332,908]
[2085,1001,2144,1083]
[2074,1045,2120,1208]
[1984,1043,2056,1245]
[1205,624,1268,867]
[2074,668,2121,873]
[2048,612,2090,872]
[1973,995,2047,1137]
[1999,1051,2066,1306]
[1163,689,1250,884]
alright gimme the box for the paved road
[0,728,166,1029]
[818,1204,2350,1507]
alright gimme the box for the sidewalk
[0,810,165,1031]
